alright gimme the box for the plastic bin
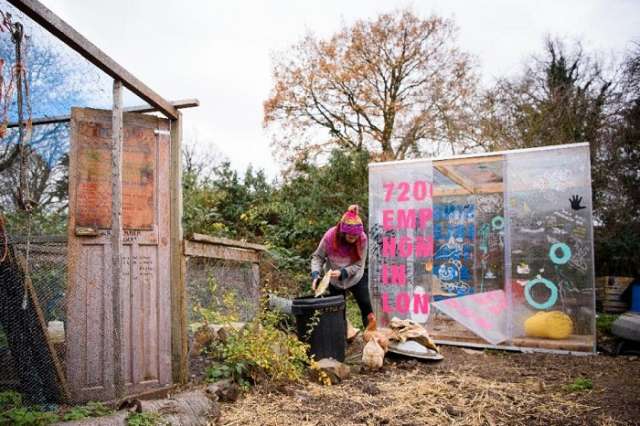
[631,282,640,312]
[292,295,346,362]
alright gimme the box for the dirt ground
[218,343,640,426]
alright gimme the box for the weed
[126,411,167,426]
[62,401,113,421]
[0,407,60,425]
[596,313,619,335]
[0,390,22,411]
[221,308,310,385]
[565,377,593,392]
[0,391,61,425]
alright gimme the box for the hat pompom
[340,204,364,235]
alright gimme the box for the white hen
[362,337,385,370]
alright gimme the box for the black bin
[292,295,346,362]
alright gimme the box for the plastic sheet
[368,143,596,353]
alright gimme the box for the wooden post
[170,112,188,384]
[111,80,124,399]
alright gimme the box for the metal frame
[368,142,590,169]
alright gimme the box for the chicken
[363,313,390,352]
[362,337,385,370]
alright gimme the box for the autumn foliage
[263,10,478,165]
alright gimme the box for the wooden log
[53,389,220,425]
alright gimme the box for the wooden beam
[7,0,179,119]
[434,164,474,194]
[6,99,199,129]
[474,182,504,194]
[433,187,472,197]
[169,112,188,384]
[183,240,260,263]
[434,155,503,167]
[111,80,124,399]
[188,233,267,252]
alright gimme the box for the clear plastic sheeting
[368,143,596,353]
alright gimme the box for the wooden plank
[7,0,179,120]
[183,240,260,263]
[433,187,475,197]
[170,112,188,384]
[111,80,124,399]
[13,244,66,255]
[474,182,503,194]
[188,233,267,252]
[434,164,474,193]
[153,117,173,390]
[6,99,199,129]
[511,335,594,352]
[9,235,66,243]
[434,155,503,167]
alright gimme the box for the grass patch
[61,401,113,421]
[0,390,114,424]
[126,411,167,426]
[346,295,363,330]
[565,377,593,392]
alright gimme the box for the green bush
[596,313,619,336]
[220,309,310,385]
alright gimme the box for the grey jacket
[311,227,367,290]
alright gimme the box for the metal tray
[388,340,444,361]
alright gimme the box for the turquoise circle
[549,242,571,265]
[491,216,504,230]
[524,277,558,310]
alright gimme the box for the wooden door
[66,108,171,402]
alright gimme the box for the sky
[13,0,640,177]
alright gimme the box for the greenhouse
[368,143,596,353]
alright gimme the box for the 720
[383,181,433,202]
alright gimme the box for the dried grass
[220,368,622,426]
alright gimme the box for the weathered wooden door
[66,108,171,402]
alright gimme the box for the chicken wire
[185,256,260,326]
[0,233,68,404]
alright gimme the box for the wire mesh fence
[186,256,260,326]
[0,232,68,404]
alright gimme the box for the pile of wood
[596,276,633,313]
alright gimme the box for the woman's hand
[312,278,319,291]
[329,270,341,279]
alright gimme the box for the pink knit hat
[339,205,364,235]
